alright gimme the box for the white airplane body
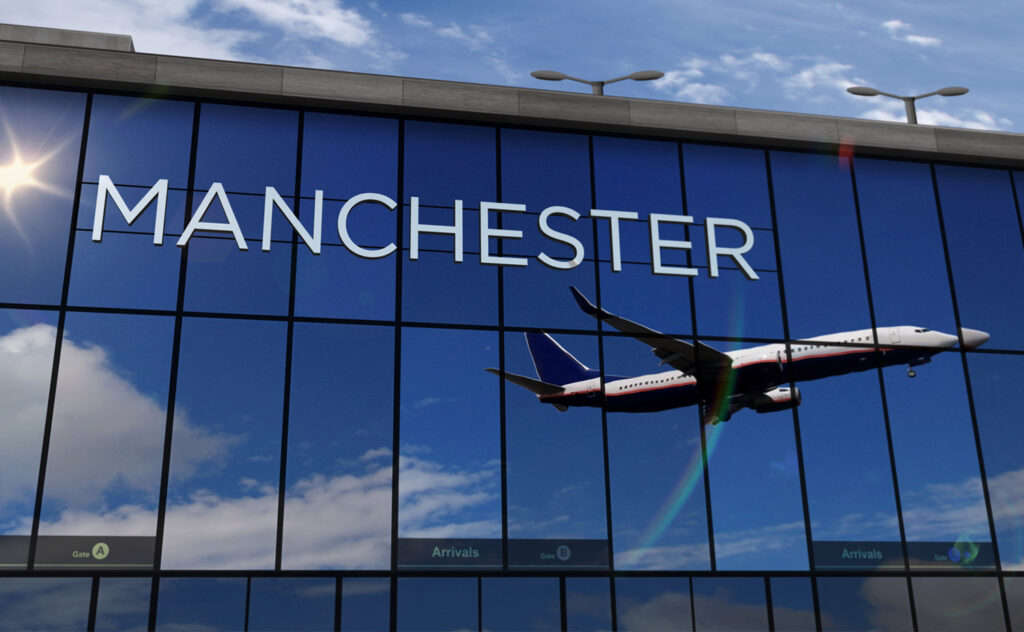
[489,288,990,425]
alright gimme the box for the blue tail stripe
[525,332,599,385]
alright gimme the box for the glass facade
[0,83,1022,630]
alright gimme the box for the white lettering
[263,186,321,254]
[177,183,248,250]
[537,206,584,270]
[480,202,527,267]
[649,213,697,277]
[93,175,168,245]
[705,217,758,280]
[338,193,398,259]
[409,196,463,262]
[591,209,638,272]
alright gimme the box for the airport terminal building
[2,23,1024,630]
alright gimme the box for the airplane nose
[960,328,991,349]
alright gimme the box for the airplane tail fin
[525,332,599,385]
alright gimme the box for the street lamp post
[846,85,969,124]
[531,70,664,95]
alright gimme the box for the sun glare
[0,156,42,197]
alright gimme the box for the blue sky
[6,0,1023,131]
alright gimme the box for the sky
[4,0,1023,131]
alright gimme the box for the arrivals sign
[91,176,761,280]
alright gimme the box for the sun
[0,156,43,198]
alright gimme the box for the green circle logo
[92,542,110,560]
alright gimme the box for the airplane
[488,287,990,425]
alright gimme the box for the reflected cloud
[0,325,234,522]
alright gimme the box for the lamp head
[847,86,881,97]
[628,70,664,81]
[937,86,969,97]
[531,70,567,81]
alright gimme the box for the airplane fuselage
[539,326,963,413]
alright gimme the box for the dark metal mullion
[495,128,509,571]
[680,143,717,573]
[764,576,775,632]
[559,576,568,632]
[389,118,406,632]
[274,109,304,571]
[763,150,822,632]
[334,576,342,632]
[27,92,92,571]
[1009,170,1024,252]
[149,99,202,631]
[930,164,1011,631]
[588,136,617,602]
[688,576,697,631]
[243,576,251,631]
[87,576,99,632]
[846,159,917,627]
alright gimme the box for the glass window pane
[0,309,58,568]
[401,250,497,326]
[341,578,390,632]
[771,151,870,336]
[397,577,476,632]
[691,577,767,631]
[605,335,710,571]
[504,332,608,570]
[912,576,1005,631]
[801,369,903,568]
[706,371,808,570]
[883,356,991,568]
[856,158,957,336]
[95,577,151,631]
[398,328,501,566]
[156,577,246,631]
[162,318,286,569]
[938,166,1024,350]
[684,144,781,340]
[599,263,691,337]
[301,112,397,200]
[283,323,393,570]
[84,94,194,188]
[0,577,91,632]
[481,577,559,631]
[37,313,174,570]
[404,121,494,206]
[967,353,1024,569]
[68,228,183,310]
[770,577,815,632]
[816,576,912,631]
[501,128,589,211]
[615,577,692,632]
[565,577,611,632]
[194,104,297,194]
[0,86,85,305]
[248,577,335,631]
[593,136,682,265]
[1005,576,1024,630]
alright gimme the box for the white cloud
[859,100,1012,130]
[655,52,792,104]
[881,19,942,47]
[784,61,856,91]
[399,12,433,28]
[655,69,729,105]
[214,0,373,46]
[0,325,234,527]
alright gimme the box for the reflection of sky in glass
[692,577,767,630]
[770,577,816,631]
[481,577,559,631]
[163,318,286,569]
[816,576,912,631]
[0,310,58,543]
[0,577,90,632]
[283,323,393,569]
[604,335,710,570]
[912,577,1005,631]
[249,577,335,631]
[399,328,501,538]
[614,577,692,631]
[95,577,151,632]
[504,332,607,539]
[397,577,476,632]
[0,87,84,305]
[156,577,246,631]
[40,312,175,535]
[565,577,612,632]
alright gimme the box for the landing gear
[907,367,917,378]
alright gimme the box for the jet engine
[750,386,802,413]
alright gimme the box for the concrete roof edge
[1,30,1022,167]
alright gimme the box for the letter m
[93,175,169,244]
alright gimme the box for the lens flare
[0,156,44,201]
[0,116,72,242]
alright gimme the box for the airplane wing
[485,368,565,396]
[568,287,733,378]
